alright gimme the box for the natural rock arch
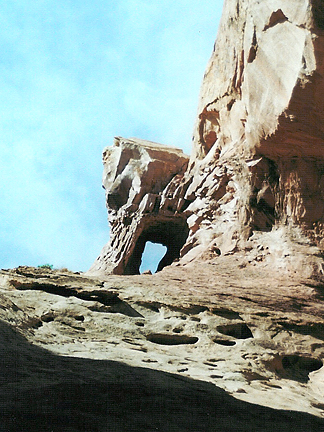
[88,137,190,275]
[124,217,189,275]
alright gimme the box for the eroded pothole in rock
[213,339,236,346]
[216,323,253,339]
[266,354,323,382]
[211,308,241,320]
[146,333,199,346]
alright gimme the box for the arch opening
[123,217,189,275]
[140,242,167,274]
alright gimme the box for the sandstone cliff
[90,0,324,278]
[1,1,324,430]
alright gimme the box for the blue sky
[0,0,222,272]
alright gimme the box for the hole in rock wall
[266,354,323,383]
[140,242,167,274]
[198,109,220,157]
[213,339,236,346]
[124,217,189,275]
[216,323,253,339]
[312,0,324,29]
[250,157,279,231]
[146,333,198,346]
[275,158,324,229]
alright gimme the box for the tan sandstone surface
[0,260,324,431]
[2,0,324,430]
[90,0,324,278]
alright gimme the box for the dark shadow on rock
[0,320,323,432]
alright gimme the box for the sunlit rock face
[90,0,324,276]
[89,137,189,275]
[185,0,324,261]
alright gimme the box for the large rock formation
[186,0,324,264]
[90,137,189,274]
[90,0,324,277]
[2,2,324,428]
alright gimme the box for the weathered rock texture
[90,0,324,277]
[2,2,324,429]
[90,137,189,275]
[1,264,324,430]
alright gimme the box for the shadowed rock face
[1,318,323,432]
[90,0,324,277]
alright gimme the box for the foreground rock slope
[0,263,324,430]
